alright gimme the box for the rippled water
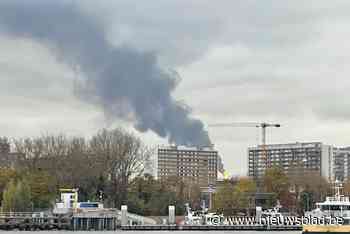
[3,231,301,234]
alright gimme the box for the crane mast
[208,122,281,169]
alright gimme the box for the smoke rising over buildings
[0,1,210,146]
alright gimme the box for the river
[3,231,301,234]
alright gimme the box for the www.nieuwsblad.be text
[205,215,344,226]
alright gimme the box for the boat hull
[302,225,350,233]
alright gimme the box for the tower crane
[208,122,281,168]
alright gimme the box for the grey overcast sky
[1,0,350,175]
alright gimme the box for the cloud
[0,36,103,138]
[2,0,350,174]
[78,0,350,67]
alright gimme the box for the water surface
[4,231,301,234]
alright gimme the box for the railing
[114,210,157,225]
[0,212,45,218]
[326,197,350,202]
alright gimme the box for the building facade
[157,145,219,187]
[248,142,334,181]
[332,147,350,182]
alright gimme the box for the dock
[121,224,302,231]
[0,212,71,230]
[0,203,304,232]
[0,212,304,231]
[72,209,118,230]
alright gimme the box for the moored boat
[302,180,350,233]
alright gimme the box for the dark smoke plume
[0,1,211,146]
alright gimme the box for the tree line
[214,166,333,215]
[0,131,344,216]
[0,128,202,215]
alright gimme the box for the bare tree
[0,137,10,154]
[10,129,150,206]
[89,128,150,208]
[13,137,45,171]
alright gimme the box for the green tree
[14,180,32,212]
[0,168,18,206]
[263,167,289,202]
[2,179,31,212]
[127,175,188,216]
[213,180,235,215]
[146,188,177,216]
[2,180,16,212]
[127,192,146,215]
[27,170,56,209]
[299,191,314,213]
[127,175,157,215]
[234,177,256,214]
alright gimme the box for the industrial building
[157,145,221,187]
[248,142,334,181]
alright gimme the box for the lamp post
[306,192,310,212]
[208,184,214,210]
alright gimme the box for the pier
[0,211,304,231]
[72,210,118,230]
[0,212,70,230]
[0,204,304,231]
[121,224,302,231]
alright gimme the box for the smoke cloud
[0,1,211,146]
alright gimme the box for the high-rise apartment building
[157,145,220,187]
[248,142,334,181]
[333,147,350,182]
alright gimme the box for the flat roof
[158,145,216,152]
[248,142,324,150]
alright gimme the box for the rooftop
[158,144,216,152]
[248,142,325,150]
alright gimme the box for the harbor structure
[248,142,334,181]
[53,188,119,230]
[157,145,221,187]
